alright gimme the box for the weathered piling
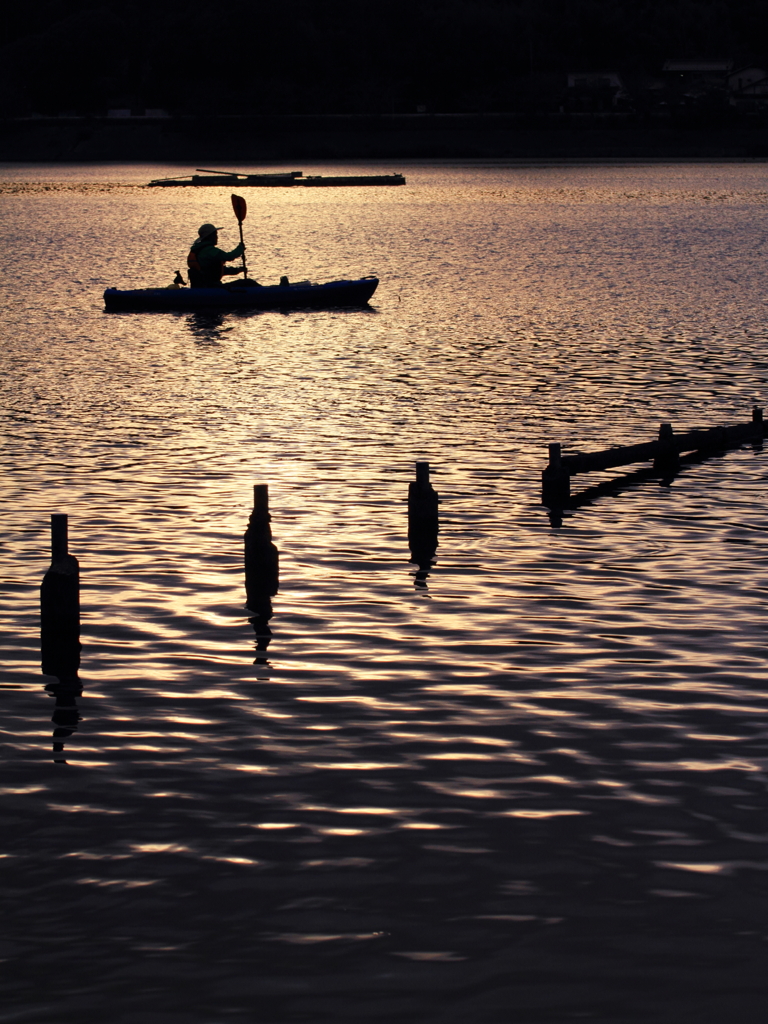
[244,485,279,606]
[541,443,571,506]
[40,514,81,679]
[408,462,439,586]
[542,407,765,506]
[244,485,279,661]
[653,422,679,475]
[408,462,439,531]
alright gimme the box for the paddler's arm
[213,242,245,261]
[199,241,247,276]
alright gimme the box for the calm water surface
[2,161,768,1022]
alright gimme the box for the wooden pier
[147,168,406,188]
[542,406,765,506]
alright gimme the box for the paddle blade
[231,194,247,223]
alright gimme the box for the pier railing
[542,406,764,506]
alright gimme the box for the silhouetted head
[197,223,221,244]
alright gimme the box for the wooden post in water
[653,422,679,475]
[408,462,439,532]
[244,485,279,607]
[541,443,571,507]
[244,485,279,662]
[408,462,439,586]
[40,514,81,680]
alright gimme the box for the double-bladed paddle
[231,194,248,280]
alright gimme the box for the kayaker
[187,223,246,288]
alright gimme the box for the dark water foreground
[2,162,768,1022]
[4,733,768,1024]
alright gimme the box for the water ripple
[3,160,768,1021]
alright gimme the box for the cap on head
[197,223,222,240]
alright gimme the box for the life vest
[187,243,223,288]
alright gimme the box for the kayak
[103,277,378,311]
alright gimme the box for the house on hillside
[662,59,732,107]
[728,66,768,109]
[729,66,766,92]
[565,72,627,112]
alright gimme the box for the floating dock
[148,168,406,187]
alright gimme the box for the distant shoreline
[3,113,768,162]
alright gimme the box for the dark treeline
[2,0,767,116]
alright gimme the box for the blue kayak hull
[104,277,378,311]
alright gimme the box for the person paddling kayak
[187,223,246,288]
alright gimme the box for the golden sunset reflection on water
[2,160,768,1021]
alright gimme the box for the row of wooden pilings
[240,460,439,609]
[39,406,766,677]
[40,462,440,680]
